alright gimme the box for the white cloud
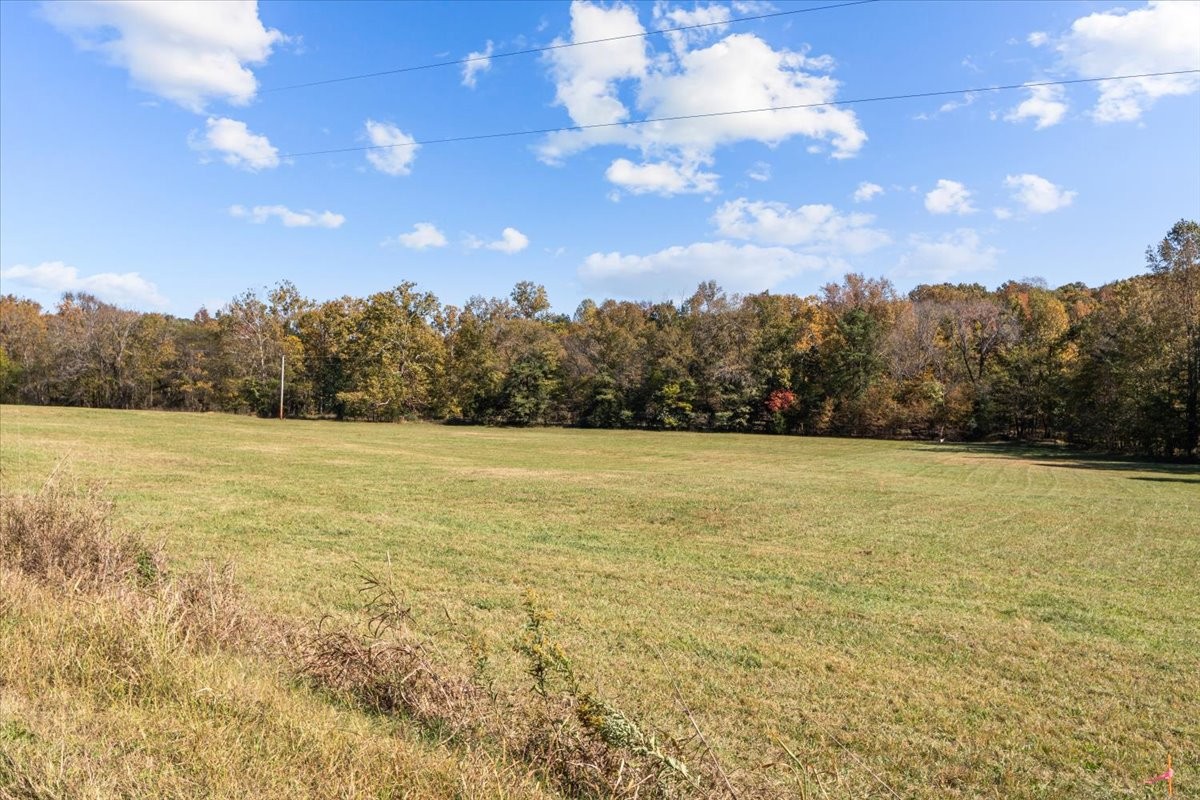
[580,241,826,297]
[468,227,530,254]
[229,204,344,228]
[940,92,976,113]
[580,180,894,297]
[712,198,889,254]
[539,2,865,183]
[993,207,1013,220]
[545,0,648,131]
[190,117,279,171]
[747,161,771,182]
[631,34,861,157]
[1055,1,1200,123]
[1027,31,1049,47]
[853,181,884,202]
[895,230,999,281]
[0,261,167,309]
[732,1,777,14]
[364,120,418,176]
[490,227,530,254]
[1004,173,1077,213]
[43,0,285,113]
[388,222,448,250]
[462,40,494,88]
[924,179,976,215]
[653,3,732,57]
[605,156,718,195]
[1005,83,1068,129]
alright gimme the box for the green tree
[338,283,443,421]
[510,281,551,320]
[1146,219,1200,457]
[0,296,48,403]
[217,289,288,415]
[498,349,558,425]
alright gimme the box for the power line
[279,69,1200,159]
[262,0,880,92]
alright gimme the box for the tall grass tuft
[0,476,162,592]
[0,476,261,652]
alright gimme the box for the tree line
[2,220,1196,458]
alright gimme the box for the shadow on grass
[908,442,1200,477]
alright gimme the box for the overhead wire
[262,0,881,92]
[278,69,1200,159]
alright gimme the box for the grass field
[2,405,1197,798]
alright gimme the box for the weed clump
[0,478,162,592]
[0,477,260,652]
[297,573,483,738]
[298,574,721,799]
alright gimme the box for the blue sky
[1,0,1198,316]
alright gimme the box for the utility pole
[279,355,285,420]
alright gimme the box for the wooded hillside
[2,220,1196,458]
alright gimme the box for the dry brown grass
[0,474,160,593]
[0,474,263,655]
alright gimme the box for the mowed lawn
[1,404,1197,798]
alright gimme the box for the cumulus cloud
[489,227,530,254]
[895,229,999,281]
[0,261,167,309]
[462,40,494,88]
[191,117,279,171]
[631,35,860,156]
[43,0,285,112]
[924,179,976,215]
[388,222,448,250]
[1053,1,1200,123]
[544,0,648,132]
[364,120,418,176]
[580,241,826,298]
[540,1,865,190]
[1027,31,1049,47]
[1005,83,1068,129]
[229,204,344,228]
[1004,173,1077,213]
[579,181,897,297]
[712,198,889,254]
[853,181,884,202]
[653,2,731,56]
[468,227,530,254]
[605,156,719,196]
